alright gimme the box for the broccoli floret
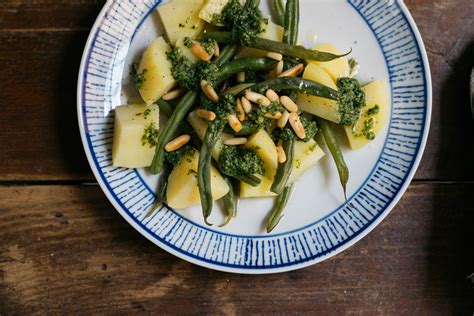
[273,116,319,142]
[218,145,264,177]
[337,77,366,126]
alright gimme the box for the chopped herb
[337,77,366,126]
[132,63,147,90]
[165,146,194,167]
[218,145,265,177]
[366,105,380,116]
[273,116,319,142]
[142,123,159,148]
[183,37,193,48]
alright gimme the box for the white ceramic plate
[78,0,431,274]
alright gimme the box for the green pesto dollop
[141,123,159,148]
[337,77,366,126]
[352,105,380,141]
[132,63,147,90]
[272,116,319,142]
[164,145,194,167]
[166,48,219,91]
[219,0,267,46]
[218,145,264,178]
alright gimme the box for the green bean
[245,0,260,8]
[317,118,349,201]
[150,91,198,174]
[225,83,255,95]
[220,177,238,227]
[215,44,238,67]
[271,138,295,194]
[247,77,338,100]
[234,174,261,187]
[198,121,227,226]
[214,57,278,86]
[266,184,295,233]
[146,164,172,218]
[272,0,285,26]
[283,0,299,46]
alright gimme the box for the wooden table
[1,0,473,314]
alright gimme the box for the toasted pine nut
[280,95,299,112]
[196,109,216,121]
[236,99,246,121]
[228,114,243,132]
[278,64,304,78]
[165,135,191,152]
[223,137,248,146]
[200,80,219,103]
[191,42,212,61]
[267,52,283,61]
[276,60,284,76]
[276,145,287,163]
[289,112,306,139]
[264,112,283,120]
[245,90,271,107]
[213,42,220,57]
[278,111,290,128]
[237,72,246,83]
[265,89,279,102]
[162,88,186,101]
[241,96,252,113]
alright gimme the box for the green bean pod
[245,0,260,8]
[150,91,198,174]
[283,0,299,46]
[214,57,278,86]
[220,177,238,227]
[234,174,261,187]
[271,138,295,195]
[146,164,172,218]
[272,0,285,26]
[215,44,238,67]
[198,121,227,225]
[266,184,295,233]
[317,118,349,200]
[201,32,350,62]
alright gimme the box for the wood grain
[0,0,473,181]
[0,183,472,314]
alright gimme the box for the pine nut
[241,96,252,113]
[267,52,283,61]
[228,114,243,132]
[237,72,246,83]
[264,112,283,120]
[289,112,306,139]
[191,42,212,61]
[280,95,299,112]
[165,135,191,152]
[276,145,287,163]
[236,99,246,121]
[265,89,279,102]
[213,41,220,57]
[278,111,290,128]
[162,88,186,101]
[276,60,284,76]
[245,90,271,107]
[278,64,304,78]
[200,80,219,103]
[223,138,248,146]
[196,109,216,121]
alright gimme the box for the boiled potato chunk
[112,104,160,168]
[309,43,350,82]
[137,37,176,105]
[298,63,341,123]
[199,0,233,25]
[187,111,233,160]
[240,175,277,198]
[344,80,390,150]
[157,0,205,45]
[239,21,285,57]
[244,129,278,180]
[167,149,229,209]
[288,139,325,184]
[176,37,199,63]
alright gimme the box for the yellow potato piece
[240,175,277,198]
[112,104,160,168]
[239,21,285,57]
[199,0,231,26]
[288,139,326,184]
[157,0,205,45]
[175,37,199,63]
[344,80,390,150]
[244,129,278,180]
[309,43,350,82]
[137,37,176,105]
[298,63,341,123]
[167,149,229,209]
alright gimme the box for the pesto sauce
[132,63,147,90]
[164,145,194,167]
[272,116,319,142]
[337,77,366,126]
[218,145,265,177]
[352,105,380,141]
[141,123,159,148]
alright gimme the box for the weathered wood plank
[0,183,473,314]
